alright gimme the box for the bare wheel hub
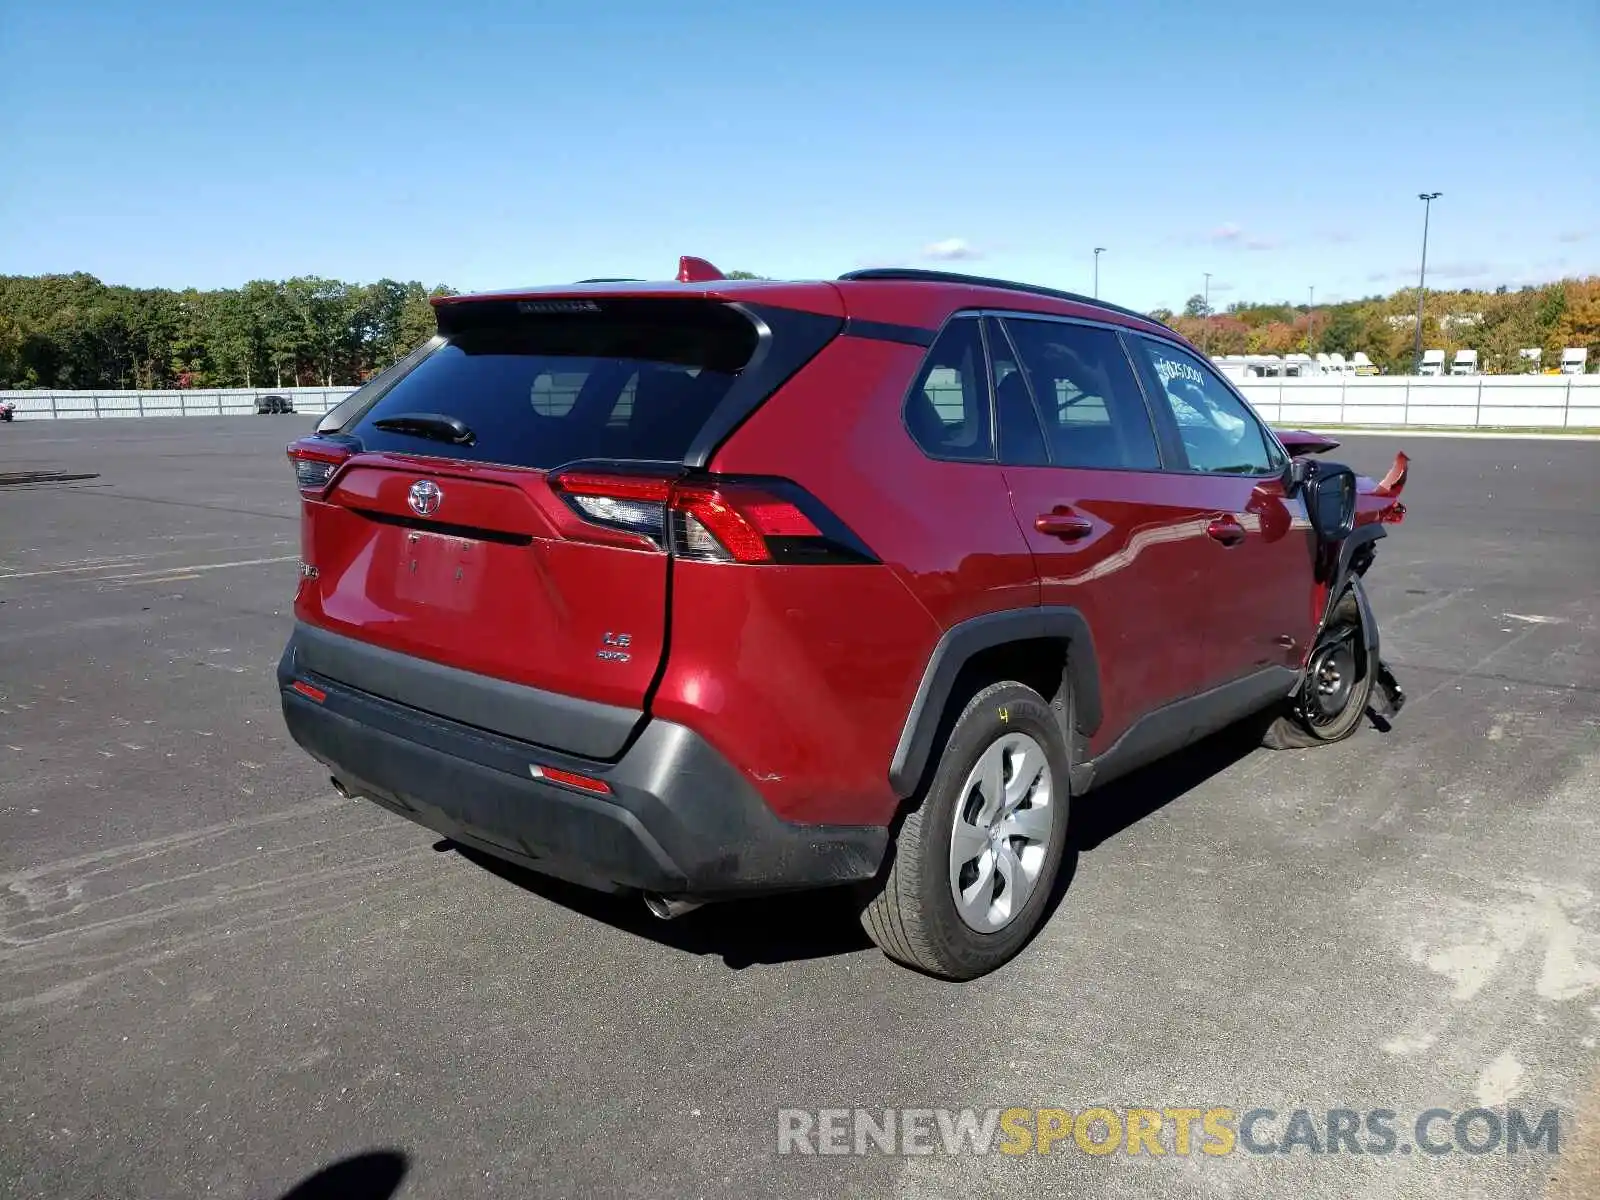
[1307,638,1357,719]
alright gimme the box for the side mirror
[1281,457,1313,498]
[1302,461,1358,540]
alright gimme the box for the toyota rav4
[278,259,1409,979]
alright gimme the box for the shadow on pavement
[275,1150,409,1200]
[448,715,1281,973]
[1069,716,1268,852]
[452,843,875,968]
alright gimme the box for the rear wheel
[860,681,1071,980]
[1263,584,1374,749]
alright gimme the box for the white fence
[1236,374,1600,430]
[3,375,1598,430]
[0,386,357,420]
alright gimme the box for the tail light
[552,471,673,543]
[287,437,354,498]
[550,470,876,565]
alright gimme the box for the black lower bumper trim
[277,640,887,898]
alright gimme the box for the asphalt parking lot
[2,417,1598,1200]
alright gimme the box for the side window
[530,369,587,416]
[987,318,1050,466]
[1130,338,1283,475]
[903,317,993,462]
[1002,318,1161,470]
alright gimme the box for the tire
[861,681,1072,980]
[1262,583,1375,749]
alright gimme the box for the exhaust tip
[643,893,704,920]
[330,777,352,799]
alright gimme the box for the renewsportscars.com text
[776,1105,1563,1158]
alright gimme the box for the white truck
[1419,349,1446,376]
[1560,347,1589,375]
[1450,349,1479,375]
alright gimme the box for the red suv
[279,261,1409,979]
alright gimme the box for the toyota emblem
[407,479,443,517]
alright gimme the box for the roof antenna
[677,256,726,283]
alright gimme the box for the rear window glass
[352,300,758,468]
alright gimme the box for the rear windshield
[350,300,759,468]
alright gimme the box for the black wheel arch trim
[1350,573,1380,671]
[888,607,1102,797]
[1323,523,1386,626]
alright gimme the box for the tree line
[0,273,456,392]
[1,269,1596,391]
[0,269,764,392]
[1154,275,1599,373]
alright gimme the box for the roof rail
[837,267,1170,329]
[574,277,645,284]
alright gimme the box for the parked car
[0,400,14,422]
[256,394,294,415]
[278,261,1410,979]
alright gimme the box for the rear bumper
[277,626,888,898]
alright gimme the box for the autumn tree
[2,271,1595,389]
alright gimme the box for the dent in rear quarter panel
[652,562,940,826]
[696,334,1038,824]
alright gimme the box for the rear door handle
[1035,510,1094,540]
[1206,516,1247,546]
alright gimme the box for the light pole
[1093,247,1105,298]
[1202,272,1212,353]
[1414,192,1441,373]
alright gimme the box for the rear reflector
[530,764,613,795]
[549,470,871,565]
[290,680,327,703]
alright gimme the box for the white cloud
[1368,261,1495,284]
[1201,224,1280,252]
[922,238,981,262]
[1429,261,1495,280]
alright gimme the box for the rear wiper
[371,412,476,446]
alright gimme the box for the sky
[2,0,1596,313]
